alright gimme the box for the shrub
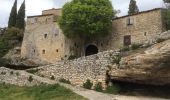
[113,54,122,66]
[68,55,77,60]
[94,82,103,92]
[59,78,71,84]
[156,38,166,43]
[50,75,55,80]
[1,72,6,75]
[83,79,93,89]
[28,75,33,82]
[16,72,20,76]
[131,43,141,50]
[105,84,121,94]
[120,46,130,52]
[26,69,39,74]
[10,71,14,75]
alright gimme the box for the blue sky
[0,0,164,27]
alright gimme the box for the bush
[10,71,14,75]
[51,75,55,80]
[1,72,6,75]
[83,79,93,89]
[16,72,20,76]
[26,69,39,74]
[94,82,103,92]
[156,38,166,43]
[120,46,130,52]
[113,54,121,65]
[131,44,141,50]
[105,84,121,94]
[68,55,77,60]
[59,78,71,84]
[28,76,33,82]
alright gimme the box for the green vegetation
[50,75,55,80]
[113,54,122,66]
[16,0,25,30]
[131,43,142,50]
[59,78,71,84]
[8,0,17,28]
[94,82,103,92]
[26,69,39,74]
[120,46,130,52]
[28,76,33,82]
[8,0,25,30]
[0,84,87,100]
[156,38,166,43]
[0,27,23,58]
[68,55,77,60]
[58,0,114,37]
[83,79,93,89]
[105,84,121,94]
[128,0,139,15]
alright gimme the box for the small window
[44,34,47,38]
[127,17,134,26]
[124,35,131,46]
[144,32,147,36]
[42,50,45,54]
[56,49,59,52]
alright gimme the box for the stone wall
[111,8,165,49]
[33,50,119,88]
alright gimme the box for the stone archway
[85,44,98,56]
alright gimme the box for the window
[44,34,47,38]
[42,50,45,54]
[144,32,147,36]
[127,17,134,26]
[124,35,131,46]
[56,49,59,52]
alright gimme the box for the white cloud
[0,0,165,27]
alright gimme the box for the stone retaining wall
[34,50,119,88]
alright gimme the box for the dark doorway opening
[85,45,98,56]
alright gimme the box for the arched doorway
[85,45,98,56]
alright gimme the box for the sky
[0,0,164,27]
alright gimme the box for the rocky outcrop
[110,39,170,86]
[0,67,56,86]
[2,46,49,68]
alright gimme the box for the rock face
[110,39,170,86]
[0,67,56,86]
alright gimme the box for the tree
[8,0,17,28]
[58,0,115,38]
[16,0,25,30]
[128,0,139,15]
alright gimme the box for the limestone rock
[110,39,170,86]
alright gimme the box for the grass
[0,84,87,100]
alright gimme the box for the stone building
[21,8,166,63]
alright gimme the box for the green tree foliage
[0,27,23,57]
[58,0,115,37]
[164,0,170,3]
[8,0,17,28]
[128,0,139,15]
[16,0,25,30]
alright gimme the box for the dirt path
[59,83,168,100]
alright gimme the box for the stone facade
[21,9,84,63]
[111,8,166,49]
[21,8,166,63]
